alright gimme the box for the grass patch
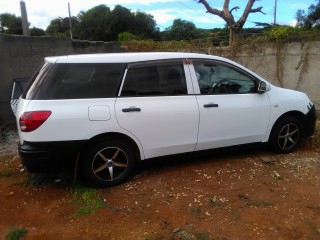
[208,197,228,207]
[0,170,12,179]
[5,227,27,240]
[70,186,105,216]
[189,206,202,217]
[194,231,211,240]
[144,221,210,240]
[304,218,320,239]
[245,200,273,207]
[22,174,51,186]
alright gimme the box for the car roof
[45,52,229,64]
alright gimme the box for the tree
[74,5,111,41]
[105,5,135,41]
[162,19,201,40]
[131,11,160,40]
[30,27,45,36]
[197,0,265,45]
[73,4,160,41]
[46,17,79,37]
[0,13,23,35]
[296,0,320,29]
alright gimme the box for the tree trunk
[229,28,240,46]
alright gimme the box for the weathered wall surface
[211,42,320,111]
[0,34,319,130]
[0,34,123,129]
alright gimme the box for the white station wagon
[16,52,316,186]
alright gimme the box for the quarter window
[193,61,256,95]
[121,62,187,97]
[25,63,125,100]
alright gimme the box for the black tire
[269,116,302,154]
[81,138,135,187]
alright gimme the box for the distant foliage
[46,16,79,38]
[30,27,45,36]
[296,0,320,29]
[71,4,160,41]
[162,19,201,41]
[0,13,23,35]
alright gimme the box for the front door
[189,59,271,151]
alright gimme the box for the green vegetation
[70,187,105,216]
[144,223,211,240]
[5,227,27,240]
[245,200,273,207]
[22,174,50,186]
[296,0,320,29]
[208,197,228,207]
[194,231,211,240]
[162,19,202,41]
[1,2,320,44]
[118,32,140,43]
[0,170,12,179]
[0,13,22,35]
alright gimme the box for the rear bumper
[19,140,86,173]
[304,105,317,138]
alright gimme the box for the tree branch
[230,6,240,14]
[238,0,263,28]
[198,0,228,22]
[223,0,230,13]
[250,6,266,14]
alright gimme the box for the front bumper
[19,140,85,173]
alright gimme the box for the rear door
[115,60,199,159]
[189,59,271,151]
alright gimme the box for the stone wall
[0,34,319,130]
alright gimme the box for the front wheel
[269,116,302,154]
[81,139,135,187]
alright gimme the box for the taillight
[20,111,52,132]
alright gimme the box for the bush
[117,32,140,43]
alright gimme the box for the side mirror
[258,81,270,93]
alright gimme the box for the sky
[0,0,316,31]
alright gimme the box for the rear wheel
[82,139,135,187]
[269,116,302,153]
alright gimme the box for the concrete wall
[210,42,320,111]
[0,34,123,130]
[0,34,319,130]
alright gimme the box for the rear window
[24,63,125,100]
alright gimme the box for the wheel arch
[269,110,307,141]
[81,132,142,164]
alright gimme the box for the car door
[189,59,271,151]
[115,60,199,159]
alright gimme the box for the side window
[25,63,125,100]
[193,61,256,95]
[121,62,187,97]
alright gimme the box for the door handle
[203,103,219,108]
[122,107,141,112]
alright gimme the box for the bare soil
[0,133,319,240]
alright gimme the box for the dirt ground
[0,132,319,240]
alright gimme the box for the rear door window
[120,61,187,97]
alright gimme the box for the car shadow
[136,143,267,175]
